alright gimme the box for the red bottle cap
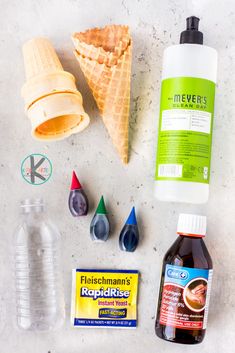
[70,171,82,190]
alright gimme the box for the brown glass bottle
[155,214,213,344]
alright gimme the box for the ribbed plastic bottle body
[14,204,64,331]
[155,44,217,203]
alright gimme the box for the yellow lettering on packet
[71,269,139,328]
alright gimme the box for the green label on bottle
[155,77,216,184]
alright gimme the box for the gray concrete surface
[0,0,234,352]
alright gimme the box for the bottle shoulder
[14,218,60,244]
[164,236,212,269]
[164,43,217,56]
[162,44,217,83]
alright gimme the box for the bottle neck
[177,232,205,239]
[20,199,44,215]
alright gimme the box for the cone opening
[73,25,130,53]
[34,114,84,137]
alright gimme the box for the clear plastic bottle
[14,199,64,331]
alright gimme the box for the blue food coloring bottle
[119,207,139,252]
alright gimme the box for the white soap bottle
[155,16,217,204]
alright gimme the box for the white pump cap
[177,214,207,237]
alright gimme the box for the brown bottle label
[159,265,213,330]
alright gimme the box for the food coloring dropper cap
[180,16,203,45]
[125,206,137,225]
[70,170,82,190]
[96,196,107,215]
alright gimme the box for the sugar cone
[72,25,132,164]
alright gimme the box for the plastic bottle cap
[180,16,203,45]
[177,213,206,237]
[125,207,137,225]
[20,198,44,213]
[70,171,82,190]
[96,196,107,215]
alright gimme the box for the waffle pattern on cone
[72,25,132,164]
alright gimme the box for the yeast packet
[71,269,139,328]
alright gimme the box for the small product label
[155,77,216,183]
[71,269,139,328]
[159,265,213,330]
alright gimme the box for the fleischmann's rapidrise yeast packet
[71,269,139,328]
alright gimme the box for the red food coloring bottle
[68,171,89,217]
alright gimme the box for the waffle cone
[72,25,132,163]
